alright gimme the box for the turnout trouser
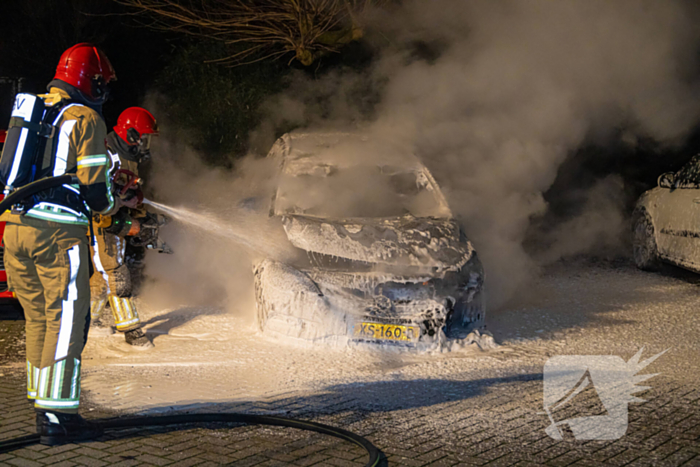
[89,229,141,332]
[3,220,91,414]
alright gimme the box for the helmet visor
[138,133,152,152]
[91,76,110,103]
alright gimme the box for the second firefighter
[89,107,162,346]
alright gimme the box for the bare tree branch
[113,0,389,65]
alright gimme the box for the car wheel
[633,210,659,271]
[445,289,485,339]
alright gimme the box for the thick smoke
[137,110,294,317]
[142,0,700,315]
[256,0,700,306]
[534,175,629,264]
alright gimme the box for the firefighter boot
[37,411,104,446]
[124,327,151,347]
[109,295,140,331]
[108,296,151,347]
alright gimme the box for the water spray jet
[143,198,294,261]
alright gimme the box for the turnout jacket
[105,131,139,177]
[104,131,147,219]
[1,87,115,226]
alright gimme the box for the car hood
[281,215,474,271]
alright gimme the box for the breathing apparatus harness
[0,174,80,217]
[0,93,89,219]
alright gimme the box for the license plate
[354,322,420,342]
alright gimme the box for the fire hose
[0,175,171,253]
[0,177,382,466]
[0,174,79,214]
[0,413,381,466]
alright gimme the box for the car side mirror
[658,172,675,189]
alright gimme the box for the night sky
[0,0,174,127]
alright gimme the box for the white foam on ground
[81,263,698,413]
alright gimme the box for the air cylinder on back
[0,93,46,193]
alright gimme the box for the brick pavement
[2,321,700,465]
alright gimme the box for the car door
[654,155,700,268]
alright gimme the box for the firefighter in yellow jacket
[89,107,159,346]
[0,43,123,444]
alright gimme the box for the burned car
[634,153,700,273]
[253,132,485,347]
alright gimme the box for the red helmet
[54,43,116,100]
[114,107,159,145]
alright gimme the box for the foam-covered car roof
[271,130,425,174]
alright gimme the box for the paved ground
[2,365,700,466]
[2,262,700,466]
